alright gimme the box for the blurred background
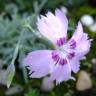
[0,0,96,96]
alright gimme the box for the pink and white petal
[30,68,49,78]
[70,35,91,73]
[55,9,68,38]
[69,57,80,73]
[43,15,64,39]
[37,16,55,42]
[46,11,68,39]
[75,34,91,58]
[71,21,83,42]
[37,10,68,45]
[47,63,71,85]
[37,16,57,44]
[56,64,71,84]
[23,50,54,78]
[47,64,59,81]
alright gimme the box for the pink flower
[23,9,91,84]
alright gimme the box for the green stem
[7,30,24,88]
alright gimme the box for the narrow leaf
[6,63,15,88]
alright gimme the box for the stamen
[70,39,76,49]
[59,58,67,65]
[56,37,66,46]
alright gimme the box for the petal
[69,57,80,73]
[56,64,71,84]
[67,22,91,58]
[48,63,71,85]
[71,22,83,42]
[75,33,91,58]
[37,15,56,42]
[55,9,68,38]
[23,50,54,78]
[69,33,91,73]
[37,9,68,45]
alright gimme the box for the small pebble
[89,23,96,32]
[76,70,92,91]
[81,15,94,26]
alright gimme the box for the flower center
[51,51,67,65]
[51,38,76,66]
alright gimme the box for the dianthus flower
[23,9,91,84]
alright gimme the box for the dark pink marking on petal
[51,51,60,62]
[70,39,76,49]
[67,52,75,60]
[59,58,67,65]
[56,37,66,46]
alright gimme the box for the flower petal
[67,22,91,58]
[71,22,83,42]
[37,9,68,45]
[56,64,71,84]
[75,33,91,58]
[55,9,68,38]
[23,50,54,78]
[69,57,80,73]
[48,62,71,84]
